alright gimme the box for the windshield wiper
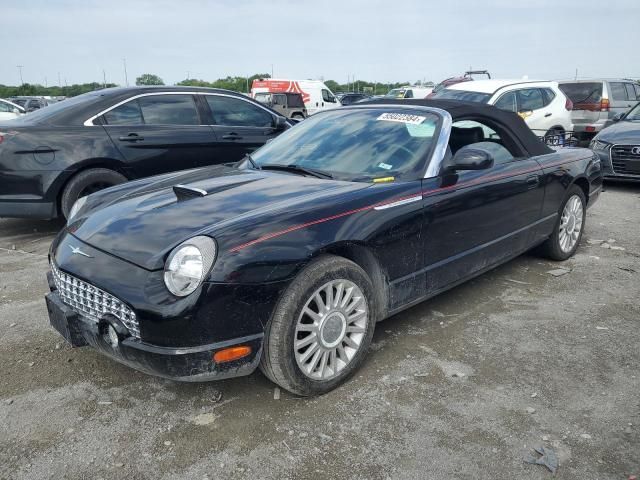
[261,163,333,179]
[240,154,261,170]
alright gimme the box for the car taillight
[600,98,610,111]
[565,98,573,111]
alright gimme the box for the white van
[384,85,434,99]
[251,79,341,115]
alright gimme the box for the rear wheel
[60,168,127,219]
[540,185,586,260]
[260,255,376,396]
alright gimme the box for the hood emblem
[68,245,93,258]
[632,146,640,155]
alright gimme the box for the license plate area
[45,293,87,347]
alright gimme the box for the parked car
[251,78,341,115]
[337,93,372,105]
[589,101,640,179]
[429,70,492,97]
[10,97,51,112]
[432,79,573,139]
[45,99,602,396]
[0,98,25,122]
[384,85,433,99]
[559,79,640,143]
[0,86,291,219]
[254,92,307,120]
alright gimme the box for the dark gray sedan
[590,102,640,179]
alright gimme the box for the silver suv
[559,79,640,142]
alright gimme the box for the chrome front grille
[51,263,140,339]
[611,145,640,176]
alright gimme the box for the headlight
[67,196,88,222]
[590,140,611,152]
[164,236,217,297]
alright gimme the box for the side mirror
[273,116,288,130]
[612,112,625,122]
[444,149,494,172]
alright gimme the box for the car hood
[596,121,640,144]
[67,165,369,270]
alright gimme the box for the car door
[608,82,637,120]
[204,94,281,162]
[421,119,545,293]
[101,93,219,177]
[0,101,20,121]
[514,88,552,134]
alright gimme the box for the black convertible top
[360,98,553,156]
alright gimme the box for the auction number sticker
[376,112,426,125]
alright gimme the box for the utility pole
[123,58,129,86]
[16,65,24,85]
[187,71,190,80]
[103,70,107,88]
[574,68,578,80]
[246,76,249,93]
[271,64,274,78]
[44,76,47,87]
[58,72,61,88]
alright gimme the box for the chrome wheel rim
[559,194,584,253]
[294,279,368,380]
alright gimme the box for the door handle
[544,113,552,117]
[118,133,144,142]
[222,133,243,140]
[526,175,539,189]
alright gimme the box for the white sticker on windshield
[376,112,427,125]
[378,162,393,170]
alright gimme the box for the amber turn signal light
[213,345,252,363]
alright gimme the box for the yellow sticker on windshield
[373,176,395,183]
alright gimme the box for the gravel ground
[0,183,638,480]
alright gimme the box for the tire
[540,185,586,261]
[260,255,376,396]
[60,168,127,219]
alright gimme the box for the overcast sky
[2,0,638,87]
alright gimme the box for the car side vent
[173,185,207,201]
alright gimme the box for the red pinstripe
[228,157,582,253]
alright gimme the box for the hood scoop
[173,184,207,202]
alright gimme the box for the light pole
[123,58,129,86]
[16,65,24,85]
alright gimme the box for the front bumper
[45,289,263,381]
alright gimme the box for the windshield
[558,82,602,104]
[625,102,640,121]
[250,108,440,182]
[385,89,406,98]
[7,90,105,124]
[431,88,492,103]
[254,93,272,104]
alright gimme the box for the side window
[494,91,517,112]
[137,95,199,125]
[517,88,544,112]
[634,84,640,100]
[541,88,556,107]
[404,89,414,99]
[103,100,144,125]
[206,95,274,127]
[0,102,11,113]
[624,83,636,101]
[449,119,516,165]
[321,89,337,103]
[272,94,286,106]
[609,82,627,101]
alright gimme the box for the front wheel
[260,255,376,396]
[540,185,586,260]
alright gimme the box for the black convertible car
[45,99,603,395]
[0,86,289,219]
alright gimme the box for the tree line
[0,73,434,99]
